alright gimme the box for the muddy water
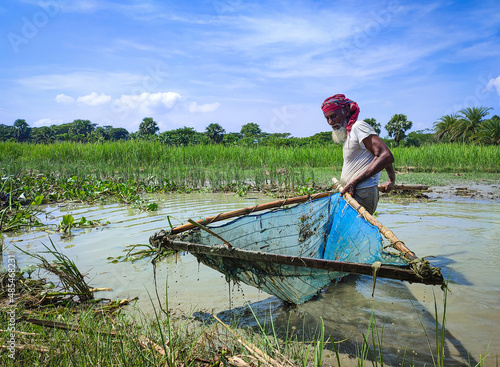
[2,192,499,366]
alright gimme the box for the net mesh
[173,193,408,304]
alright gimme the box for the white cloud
[487,76,500,97]
[77,92,111,106]
[189,102,220,113]
[55,94,75,104]
[113,92,182,113]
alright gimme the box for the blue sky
[2,0,499,137]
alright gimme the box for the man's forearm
[385,163,396,182]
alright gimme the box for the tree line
[1,106,498,146]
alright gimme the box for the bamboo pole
[169,192,333,234]
[332,178,417,261]
[379,184,428,191]
[157,239,444,286]
[169,185,428,235]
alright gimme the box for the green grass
[1,141,499,197]
[2,141,499,178]
[2,141,498,233]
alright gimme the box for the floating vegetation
[106,243,173,264]
[56,214,109,238]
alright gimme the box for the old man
[322,94,395,214]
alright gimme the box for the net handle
[332,178,417,261]
[169,192,333,234]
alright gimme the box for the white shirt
[340,121,381,188]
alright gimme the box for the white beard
[331,126,347,144]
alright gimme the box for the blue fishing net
[175,193,408,304]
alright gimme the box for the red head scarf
[321,94,360,133]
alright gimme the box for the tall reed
[3,142,497,175]
[1,141,498,192]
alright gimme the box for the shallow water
[2,192,499,366]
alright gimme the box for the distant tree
[0,124,16,141]
[160,127,201,146]
[240,122,262,137]
[13,119,30,142]
[261,133,292,146]
[403,129,434,147]
[138,117,159,136]
[433,113,460,142]
[69,119,96,138]
[364,117,381,135]
[473,115,500,145]
[91,126,110,142]
[452,106,491,142]
[31,126,55,143]
[52,123,72,139]
[309,131,333,143]
[222,132,242,145]
[385,114,412,145]
[205,123,225,144]
[108,127,129,141]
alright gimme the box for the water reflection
[2,192,498,365]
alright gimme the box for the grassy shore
[1,254,489,367]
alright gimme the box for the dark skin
[326,105,396,197]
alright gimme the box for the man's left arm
[341,134,395,196]
[380,163,396,193]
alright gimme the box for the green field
[2,141,499,190]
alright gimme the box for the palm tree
[452,106,492,142]
[385,114,412,145]
[69,119,96,137]
[205,123,225,144]
[13,119,30,142]
[473,115,500,145]
[138,117,159,136]
[433,113,460,142]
